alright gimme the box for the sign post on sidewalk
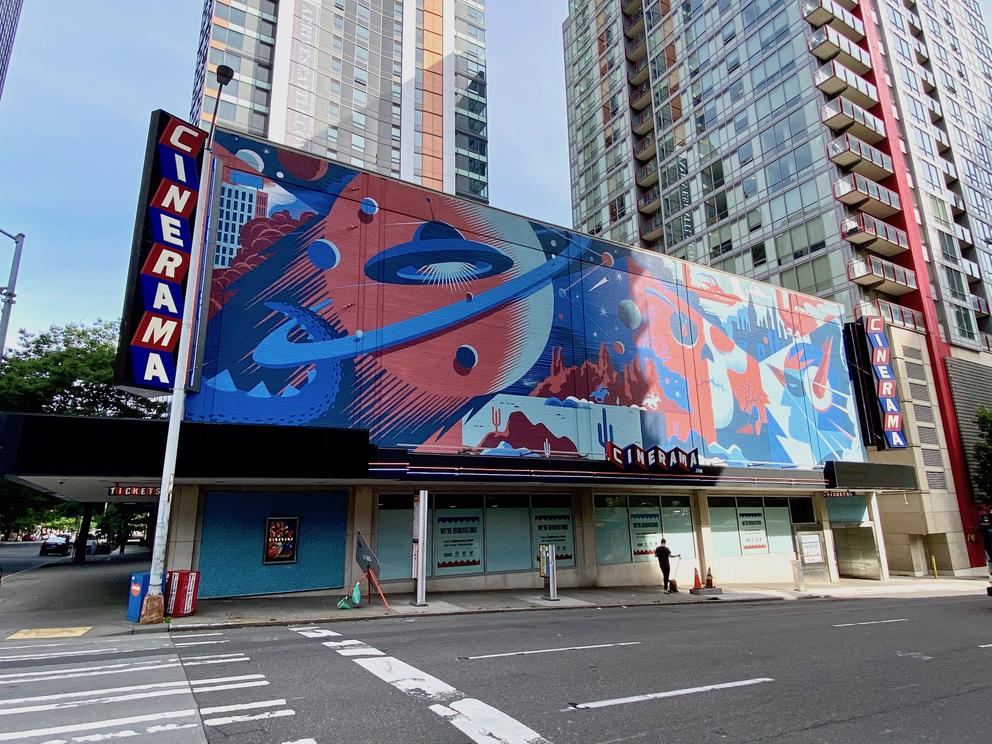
[411,489,428,607]
[540,544,559,601]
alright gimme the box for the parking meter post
[410,489,428,607]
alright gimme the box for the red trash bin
[165,570,201,617]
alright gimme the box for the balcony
[949,191,966,215]
[828,134,893,180]
[841,212,909,256]
[972,295,990,316]
[815,60,878,108]
[919,67,936,92]
[625,32,647,62]
[636,159,659,187]
[630,81,651,110]
[808,27,871,74]
[835,174,901,218]
[877,299,926,332]
[638,186,661,213]
[908,10,923,36]
[821,98,886,143]
[962,257,982,282]
[628,57,649,85]
[622,0,642,14]
[939,157,958,183]
[933,126,950,152]
[634,132,657,161]
[641,212,664,241]
[982,332,992,352]
[913,37,929,62]
[803,0,865,42]
[631,105,654,134]
[954,223,974,247]
[624,7,645,37]
[925,96,942,122]
[848,255,918,295]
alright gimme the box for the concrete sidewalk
[167,574,991,631]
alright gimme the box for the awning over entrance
[0,413,374,501]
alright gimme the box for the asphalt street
[0,542,69,576]
[0,595,990,743]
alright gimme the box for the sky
[0,0,571,342]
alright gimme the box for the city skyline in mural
[184,130,867,470]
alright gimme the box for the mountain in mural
[477,410,578,455]
[531,344,658,407]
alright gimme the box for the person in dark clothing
[654,539,679,593]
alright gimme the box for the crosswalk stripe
[203,709,296,726]
[0,708,198,742]
[0,660,180,685]
[200,699,286,715]
[174,640,231,647]
[191,680,270,693]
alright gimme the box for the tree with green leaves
[973,406,992,508]
[0,320,165,553]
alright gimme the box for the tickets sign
[864,316,907,448]
[116,110,207,392]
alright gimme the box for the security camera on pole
[139,65,235,624]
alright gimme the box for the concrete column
[346,486,374,587]
[575,488,598,587]
[165,485,201,571]
[695,490,713,577]
[814,494,840,582]
[867,490,890,580]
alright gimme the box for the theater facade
[1,113,920,598]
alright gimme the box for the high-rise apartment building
[564,0,992,575]
[0,0,24,100]
[191,0,488,208]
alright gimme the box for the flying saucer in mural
[364,221,514,288]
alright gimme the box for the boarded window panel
[902,346,923,360]
[914,404,934,423]
[909,382,930,401]
[904,361,926,380]
[921,447,944,467]
[926,471,947,490]
[917,426,939,445]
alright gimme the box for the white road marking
[570,678,775,709]
[50,721,201,742]
[203,709,295,726]
[0,675,253,706]
[463,642,642,660]
[336,647,386,657]
[0,660,179,685]
[294,628,342,638]
[0,708,197,741]
[200,698,286,715]
[355,657,458,700]
[180,652,246,661]
[832,618,908,628]
[282,739,317,744]
[182,657,250,667]
[321,640,366,649]
[171,632,223,639]
[0,648,113,662]
[0,642,67,650]
[980,643,992,648]
[173,640,230,647]
[191,680,270,693]
[431,698,552,744]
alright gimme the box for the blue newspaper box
[127,571,164,622]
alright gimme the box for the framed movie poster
[264,517,299,564]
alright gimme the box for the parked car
[39,535,72,556]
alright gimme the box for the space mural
[184,131,867,470]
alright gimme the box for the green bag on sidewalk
[350,581,362,607]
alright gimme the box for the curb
[167,594,790,632]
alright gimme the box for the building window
[594,494,696,565]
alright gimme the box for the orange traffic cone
[692,568,703,590]
[705,567,715,588]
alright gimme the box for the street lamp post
[0,228,25,359]
[139,66,234,624]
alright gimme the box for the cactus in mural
[491,406,502,433]
[543,438,551,458]
[596,407,615,448]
